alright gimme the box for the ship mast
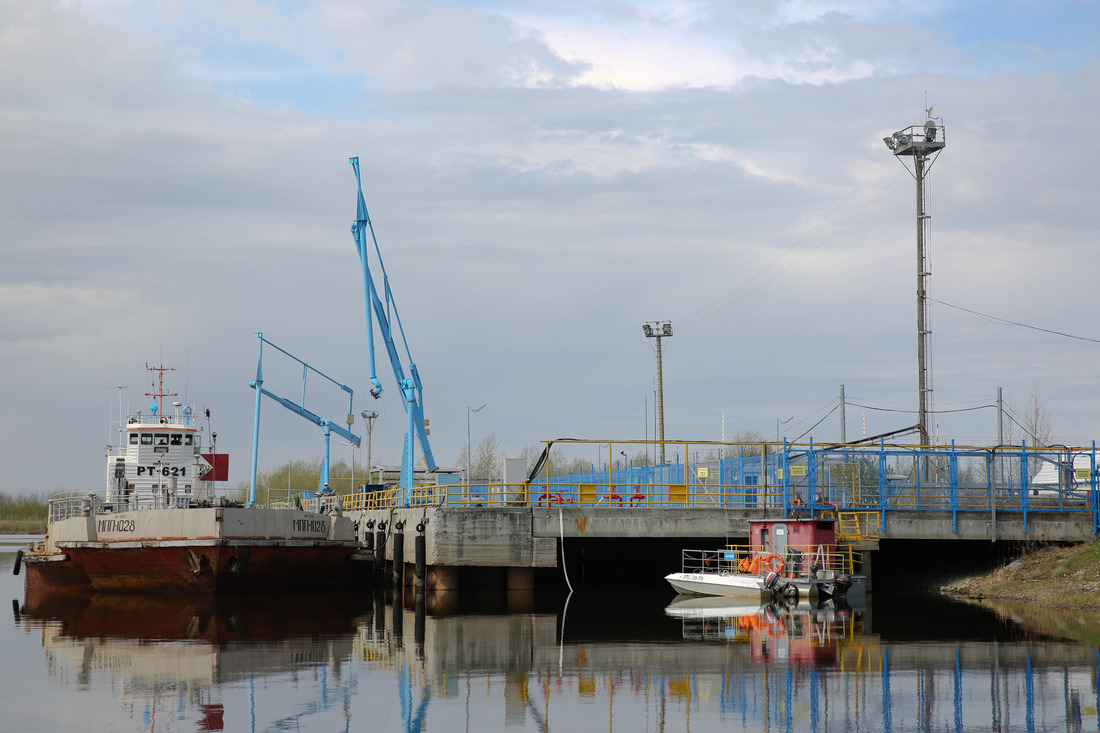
[145,363,178,417]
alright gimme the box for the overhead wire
[791,403,840,443]
[932,298,1100,344]
[679,162,900,328]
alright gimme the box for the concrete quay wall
[349,506,1098,590]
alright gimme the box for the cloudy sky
[3,0,1099,493]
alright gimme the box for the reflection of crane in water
[260,663,359,733]
[399,664,432,733]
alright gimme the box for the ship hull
[25,542,366,594]
[23,506,369,595]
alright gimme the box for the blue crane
[350,157,436,504]
[248,333,361,507]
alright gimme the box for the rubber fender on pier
[414,533,426,582]
[12,549,23,576]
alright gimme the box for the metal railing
[250,440,1100,536]
[679,543,861,578]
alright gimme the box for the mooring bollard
[392,520,405,587]
[375,521,386,576]
[414,521,426,589]
[363,519,375,551]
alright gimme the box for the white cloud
[1,0,1099,494]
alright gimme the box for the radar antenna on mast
[144,363,178,417]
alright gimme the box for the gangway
[248,333,361,507]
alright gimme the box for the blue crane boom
[248,334,361,507]
[350,157,436,503]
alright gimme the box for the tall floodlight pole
[642,321,672,465]
[884,109,945,446]
[360,410,377,484]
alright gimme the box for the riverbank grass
[943,542,1100,610]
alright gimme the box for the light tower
[884,109,945,446]
[642,321,672,464]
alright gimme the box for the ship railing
[681,543,860,578]
[47,491,107,523]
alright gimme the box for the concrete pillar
[861,550,873,592]
[427,565,460,591]
[507,566,535,590]
[507,589,535,614]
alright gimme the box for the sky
[3,0,1100,494]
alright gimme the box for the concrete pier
[351,505,1098,591]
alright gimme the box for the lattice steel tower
[884,111,945,445]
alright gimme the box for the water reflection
[10,574,1100,731]
[15,589,371,731]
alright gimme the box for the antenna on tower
[882,110,946,448]
[144,363,178,417]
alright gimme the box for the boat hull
[23,506,368,595]
[665,571,768,598]
[25,543,365,594]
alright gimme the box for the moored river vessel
[17,366,364,594]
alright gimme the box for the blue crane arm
[253,386,361,446]
[349,157,437,478]
[351,158,384,399]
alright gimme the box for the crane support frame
[248,333,361,507]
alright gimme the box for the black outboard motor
[763,571,799,602]
[819,574,852,599]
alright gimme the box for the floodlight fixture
[642,321,673,465]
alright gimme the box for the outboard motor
[763,570,799,602]
[819,574,852,599]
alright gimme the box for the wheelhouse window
[155,434,168,446]
[140,434,153,445]
[129,434,140,445]
[185,435,193,446]
[170,434,182,446]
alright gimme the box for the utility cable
[791,403,840,443]
[680,166,899,328]
[932,298,1100,344]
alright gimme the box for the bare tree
[472,433,502,481]
[723,430,767,458]
[1024,385,1052,447]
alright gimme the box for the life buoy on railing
[759,553,785,575]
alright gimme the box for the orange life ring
[760,553,785,575]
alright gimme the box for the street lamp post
[467,404,486,484]
[360,410,378,485]
[642,321,673,465]
[777,416,793,443]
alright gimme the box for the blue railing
[524,439,1099,531]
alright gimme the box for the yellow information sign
[697,467,709,478]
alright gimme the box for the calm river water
[3,534,1099,732]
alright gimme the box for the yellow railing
[832,511,881,542]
